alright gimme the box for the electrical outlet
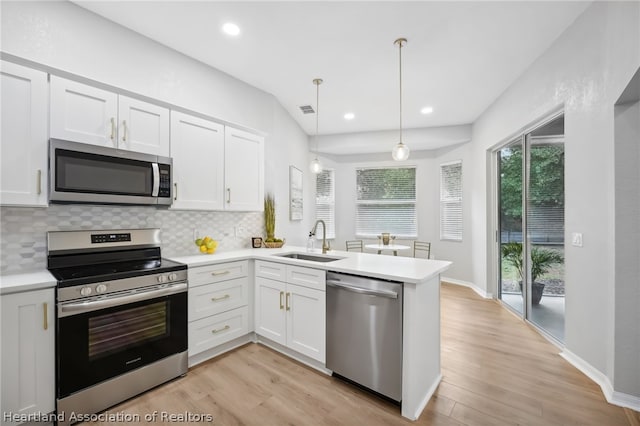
[234,226,246,237]
[571,232,583,247]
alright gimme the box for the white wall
[0,0,311,247]
[468,0,639,398]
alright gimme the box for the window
[440,160,463,241]
[315,169,335,239]
[356,167,417,238]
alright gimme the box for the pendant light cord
[312,78,323,156]
[399,39,403,144]
[394,38,406,145]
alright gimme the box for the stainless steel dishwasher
[326,271,403,402]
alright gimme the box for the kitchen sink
[275,252,342,262]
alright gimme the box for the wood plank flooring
[81,283,640,425]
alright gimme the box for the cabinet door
[1,289,55,423]
[0,61,48,206]
[286,283,326,363]
[170,111,225,210]
[50,76,118,147]
[224,127,264,211]
[255,277,287,346]
[118,95,169,156]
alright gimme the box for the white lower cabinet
[187,261,250,357]
[255,261,326,363]
[1,288,55,425]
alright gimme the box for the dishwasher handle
[326,279,398,299]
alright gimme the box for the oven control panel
[64,270,188,303]
[91,233,132,244]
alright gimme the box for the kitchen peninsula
[171,247,451,421]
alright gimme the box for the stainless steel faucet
[310,219,330,254]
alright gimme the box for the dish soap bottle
[306,232,315,252]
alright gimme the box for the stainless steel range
[47,229,188,425]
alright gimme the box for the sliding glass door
[498,114,565,342]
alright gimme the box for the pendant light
[392,38,410,161]
[309,78,323,174]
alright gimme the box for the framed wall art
[289,165,303,221]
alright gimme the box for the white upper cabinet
[117,95,170,156]
[0,61,48,207]
[171,111,264,212]
[50,76,169,156]
[224,127,264,211]
[171,111,225,210]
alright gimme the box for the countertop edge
[0,270,57,295]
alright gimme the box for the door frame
[488,109,565,320]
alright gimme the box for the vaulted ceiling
[74,1,591,152]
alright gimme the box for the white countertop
[0,270,57,295]
[170,246,451,284]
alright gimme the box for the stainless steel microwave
[49,139,172,206]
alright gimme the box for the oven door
[57,284,187,398]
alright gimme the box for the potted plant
[263,193,284,248]
[501,242,563,305]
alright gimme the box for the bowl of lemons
[195,236,218,254]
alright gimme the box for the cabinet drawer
[188,306,249,356]
[255,260,287,281]
[189,261,248,287]
[287,266,326,291]
[188,277,248,321]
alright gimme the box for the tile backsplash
[0,205,263,275]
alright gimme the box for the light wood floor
[82,283,640,425]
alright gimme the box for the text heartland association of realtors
[3,410,214,423]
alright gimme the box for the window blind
[440,161,463,241]
[315,169,335,239]
[356,167,417,238]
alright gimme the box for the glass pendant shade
[310,157,322,174]
[392,142,410,161]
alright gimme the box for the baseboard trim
[402,373,442,421]
[441,277,493,299]
[560,349,640,412]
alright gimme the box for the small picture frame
[251,237,263,248]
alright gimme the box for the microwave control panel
[158,164,171,198]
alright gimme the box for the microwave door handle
[151,163,160,196]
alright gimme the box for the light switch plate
[571,232,583,247]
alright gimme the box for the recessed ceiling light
[222,22,240,36]
[421,106,434,115]
[344,112,355,120]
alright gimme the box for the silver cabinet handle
[286,292,291,311]
[110,117,116,140]
[174,182,178,201]
[59,282,187,318]
[211,325,230,334]
[227,188,231,204]
[211,294,230,302]
[211,270,230,276]
[121,120,128,142]
[279,291,284,310]
[326,280,398,299]
[36,169,42,195]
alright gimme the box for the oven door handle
[58,282,187,318]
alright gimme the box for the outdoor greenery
[501,242,564,283]
[356,167,416,200]
[500,144,564,223]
